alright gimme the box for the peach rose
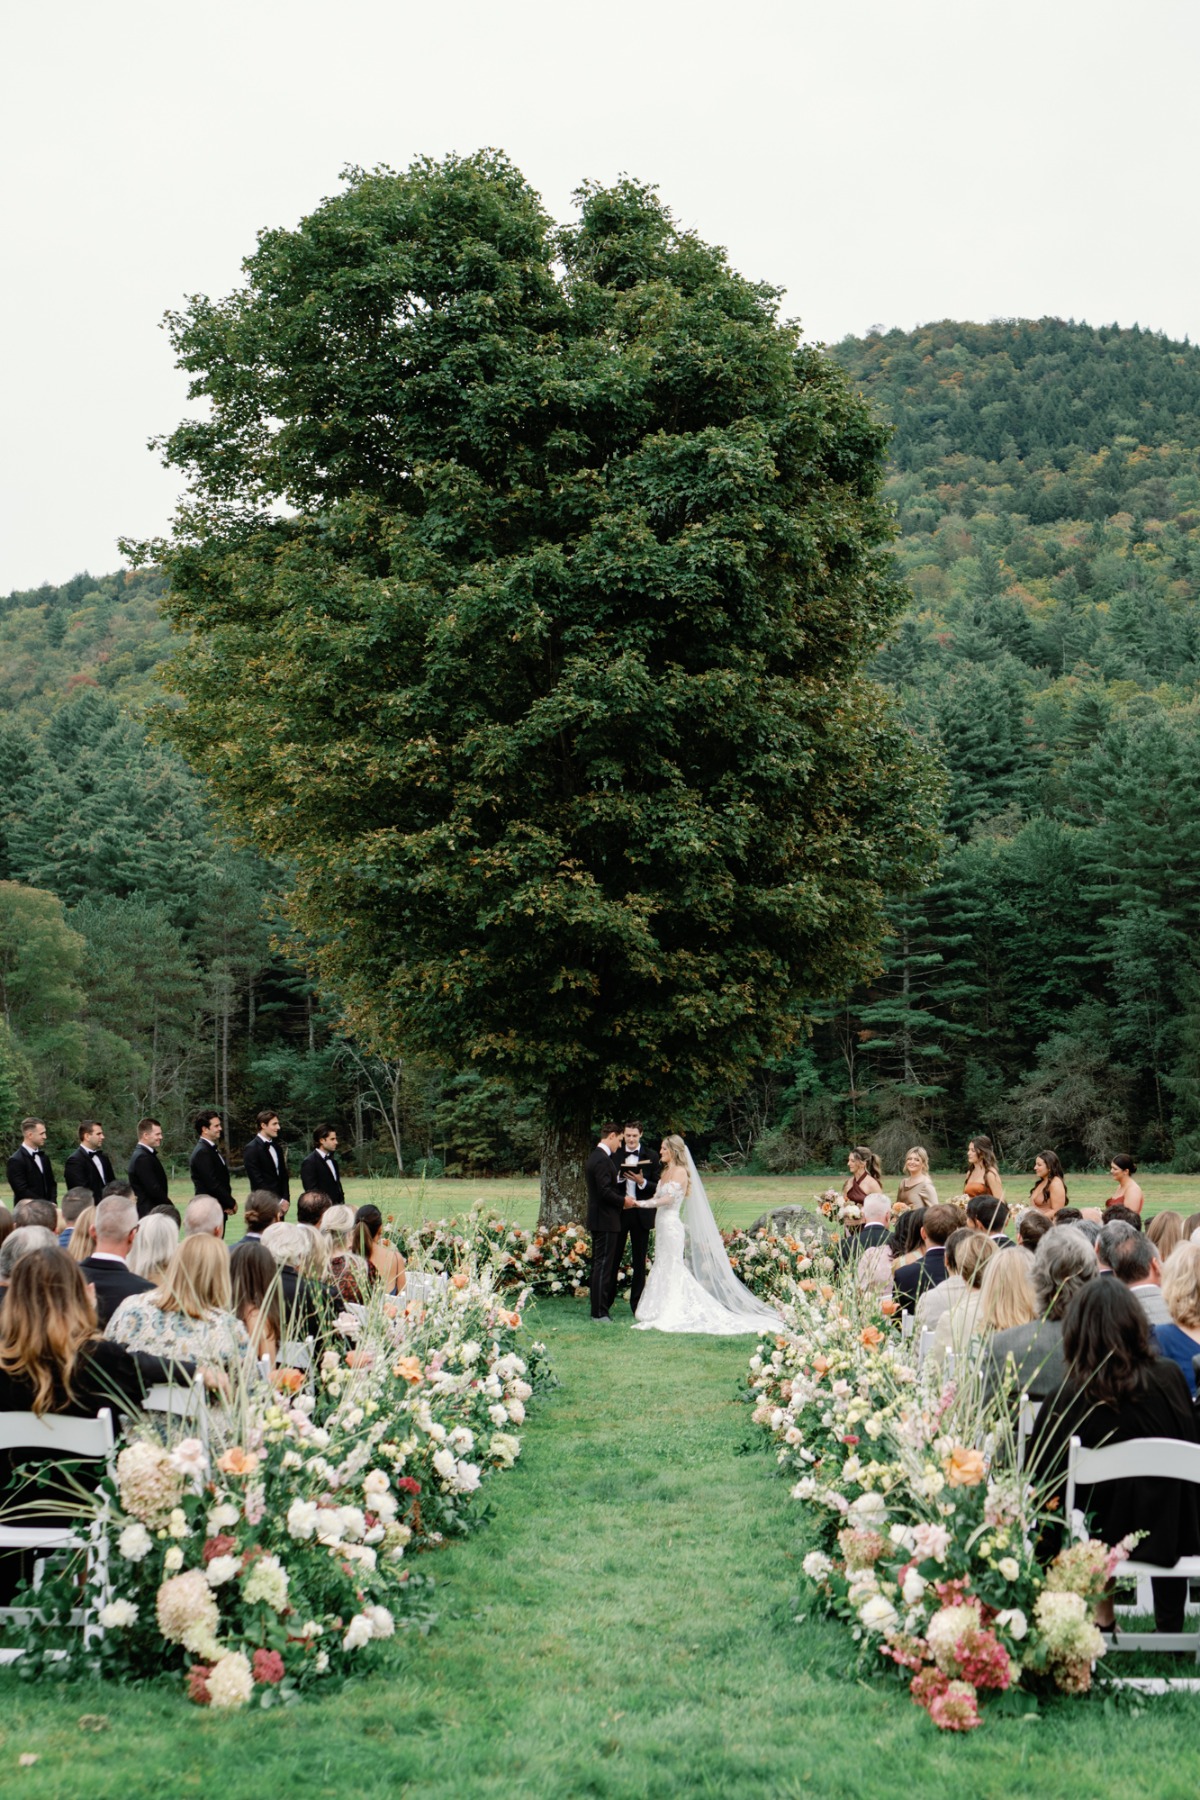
[819,1284,835,1301]
[216,1447,260,1477]
[345,1349,375,1370]
[860,1325,883,1348]
[943,1444,987,1488]
[812,1355,831,1374]
[880,1299,898,1317]
[271,1367,304,1394]
[452,1272,469,1290]
[393,1356,423,1384]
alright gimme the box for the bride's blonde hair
[662,1134,689,1186]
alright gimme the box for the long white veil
[680,1148,781,1327]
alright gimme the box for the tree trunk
[538,1109,590,1229]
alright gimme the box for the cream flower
[207,1650,254,1709]
[117,1523,153,1562]
[98,1598,139,1629]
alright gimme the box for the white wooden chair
[1015,1395,1041,1472]
[0,1407,116,1661]
[1066,1434,1200,1668]
[917,1328,935,1373]
[279,1337,313,1372]
[900,1312,915,1341]
[143,1381,209,1443]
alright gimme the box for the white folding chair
[1066,1435,1200,1666]
[143,1381,209,1445]
[1015,1395,1040,1472]
[917,1328,935,1373]
[900,1312,915,1341]
[0,1408,116,1660]
[279,1338,313,1372]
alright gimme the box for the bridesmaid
[843,1146,883,1209]
[1029,1151,1068,1218]
[964,1136,1004,1204]
[1107,1155,1145,1216]
[896,1146,938,1211]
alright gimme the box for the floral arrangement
[720,1225,835,1307]
[747,1277,1125,1730]
[6,1264,551,1709]
[816,1187,862,1226]
[386,1207,628,1300]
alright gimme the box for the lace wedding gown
[632,1177,778,1335]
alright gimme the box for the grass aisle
[1,1300,1195,1797]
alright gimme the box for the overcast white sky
[2,0,1197,594]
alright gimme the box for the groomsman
[128,1117,170,1218]
[6,1117,57,1206]
[614,1119,660,1315]
[190,1110,235,1224]
[300,1125,345,1206]
[64,1119,115,1202]
[586,1123,635,1322]
[242,1109,290,1204]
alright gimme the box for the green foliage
[139,153,940,1219]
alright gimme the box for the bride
[631,1135,781,1334]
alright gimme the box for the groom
[586,1124,636,1323]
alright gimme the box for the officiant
[616,1119,660,1314]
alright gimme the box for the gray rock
[746,1205,832,1241]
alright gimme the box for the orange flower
[859,1325,883,1348]
[345,1349,375,1370]
[216,1447,260,1477]
[799,1279,817,1292]
[506,1310,522,1329]
[880,1299,898,1317]
[812,1355,831,1374]
[943,1444,987,1488]
[452,1272,469,1290]
[819,1284,835,1301]
[393,1355,423,1384]
[271,1367,304,1394]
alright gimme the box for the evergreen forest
[4,317,1200,1175]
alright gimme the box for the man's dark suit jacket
[585,1145,626,1235]
[190,1139,235,1214]
[299,1149,345,1207]
[837,1219,891,1268]
[279,1266,333,1342]
[894,1245,948,1314]
[80,1255,156,1328]
[64,1145,115,1203]
[6,1145,57,1206]
[128,1144,170,1218]
[243,1135,290,1203]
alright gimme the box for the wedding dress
[632,1150,781,1335]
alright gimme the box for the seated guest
[930,1234,995,1369]
[1146,1210,1184,1265]
[978,1242,1036,1332]
[1108,1230,1170,1324]
[261,1221,331,1340]
[297,1223,331,1284]
[987,1227,1096,1402]
[1101,1204,1142,1231]
[297,1188,333,1229]
[12,1198,58,1234]
[320,1205,371,1303]
[79,1198,155,1326]
[0,1225,60,1300]
[355,1204,407,1295]
[183,1195,225,1240]
[1017,1210,1052,1253]
[241,1188,285,1243]
[1154,1242,1200,1398]
[99,1179,135,1202]
[888,1207,926,1271]
[67,1205,97,1263]
[229,1238,284,1366]
[58,1186,94,1249]
[106,1236,250,1375]
[1096,1219,1136,1276]
[0,1248,193,1602]
[837,1193,891,1267]
[0,1205,13,1253]
[967,1194,1011,1248]
[916,1228,971,1332]
[1028,1280,1200,1632]
[1050,1207,1085,1229]
[148,1201,183,1230]
[127,1212,178,1286]
[894,1204,959,1314]
[1182,1211,1200,1245]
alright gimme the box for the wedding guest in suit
[80,1196,155,1326]
[0,1226,60,1298]
[1017,1210,1053,1253]
[915,1228,971,1331]
[297,1189,333,1227]
[586,1124,634,1322]
[183,1195,225,1240]
[13,1199,58,1233]
[242,1110,290,1204]
[837,1193,892,1270]
[59,1188,94,1248]
[613,1120,659,1314]
[967,1194,1012,1249]
[6,1118,56,1206]
[894,1203,959,1314]
[300,1126,345,1206]
[1109,1229,1170,1324]
[128,1118,170,1218]
[189,1111,234,1225]
[261,1221,331,1341]
[64,1120,115,1202]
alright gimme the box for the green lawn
[201,1169,1200,1245]
[2,1298,1195,1797]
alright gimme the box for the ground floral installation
[386,1202,831,1308]
[8,1263,551,1709]
[746,1275,1132,1732]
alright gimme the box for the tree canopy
[137,151,940,1218]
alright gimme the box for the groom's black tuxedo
[586,1143,628,1319]
[614,1138,660,1315]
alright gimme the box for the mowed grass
[203,1169,1200,1244]
[2,1299,1196,1798]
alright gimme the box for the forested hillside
[5,319,1200,1172]
[750,319,1200,1172]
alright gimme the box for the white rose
[454,1460,482,1494]
[488,1403,509,1426]
[205,1555,241,1586]
[367,1605,395,1639]
[287,1499,320,1541]
[848,1492,887,1525]
[449,1427,475,1454]
[802,1551,832,1580]
[859,1593,899,1633]
[459,1341,481,1365]
[362,1469,390,1497]
[98,1598,139,1629]
[337,1506,367,1542]
[343,1613,374,1651]
[207,1503,240,1532]
[902,1568,926,1606]
[432,1448,457,1482]
[998,1556,1021,1582]
[163,1546,185,1572]
[117,1523,153,1562]
[996,1607,1028,1641]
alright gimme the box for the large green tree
[135,153,940,1221]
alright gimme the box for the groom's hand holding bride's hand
[623,1196,637,1209]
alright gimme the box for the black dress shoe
[592,1313,615,1324]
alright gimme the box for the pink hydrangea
[928,1680,981,1731]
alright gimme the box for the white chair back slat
[0,1407,115,1458]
